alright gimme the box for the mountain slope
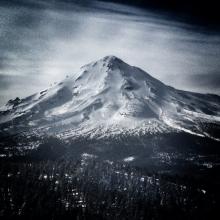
[0,56,220,140]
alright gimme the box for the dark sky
[99,0,220,25]
[0,0,220,105]
[2,0,220,25]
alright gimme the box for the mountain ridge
[0,55,220,140]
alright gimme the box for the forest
[0,152,219,219]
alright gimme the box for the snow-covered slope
[0,56,220,140]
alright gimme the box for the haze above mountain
[1,0,220,106]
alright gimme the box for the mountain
[1,56,220,220]
[0,55,220,140]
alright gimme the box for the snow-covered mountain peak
[79,55,126,79]
[80,57,165,104]
[81,55,123,69]
[0,56,220,140]
[101,55,123,64]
